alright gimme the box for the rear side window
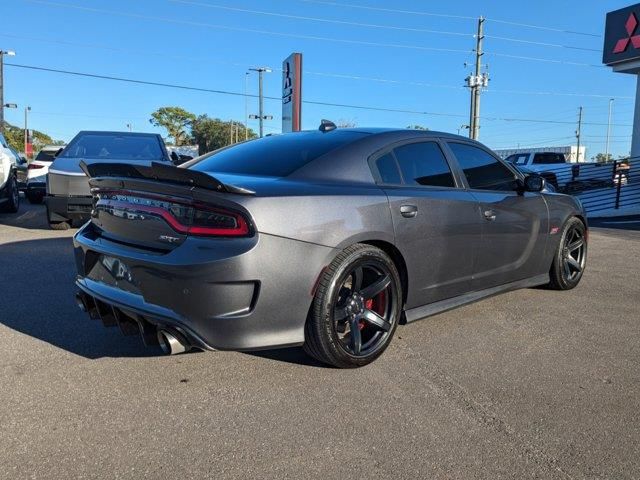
[375,153,402,184]
[506,153,529,165]
[448,142,516,191]
[392,142,455,188]
[533,153,565,164]
[191,130,368,177]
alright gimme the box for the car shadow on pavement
[0,237,160,359]
[243,347,331,368]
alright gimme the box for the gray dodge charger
[73,125,587,368]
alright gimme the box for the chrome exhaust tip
[157,329,189,355]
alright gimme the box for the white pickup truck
[504,151,614,192]
[0,132,20,213]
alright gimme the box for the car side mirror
[170,151,180,164]
[523,174,544,192]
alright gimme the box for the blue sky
[2,0,637,158]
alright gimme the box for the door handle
[483,209,496,221]
[400,204,418,218]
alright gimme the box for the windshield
[35,149,59,162]
[189,130,368,177]
[60,133,166,161]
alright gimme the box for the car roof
[74,130,161,137]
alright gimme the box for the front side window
[448,142,516,191]
[505,153,529,165]
[392,142,455,188]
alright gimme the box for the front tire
[548,217,587,290]
[304,244,402,368]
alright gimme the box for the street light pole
[24,106,30,155]
[0,50,15,134]
[606,98,614,162]
[244,72,249,141]
[249,67,272,138]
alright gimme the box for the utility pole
[576,106,583,163]
[466,17,486,140]
[230,120,234,145]
[0,50,16,134]
[605,98,614,162]
[249,67,273,138]
[244,72,249,140]
[24,106,30,155]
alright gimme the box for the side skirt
[403,273,550,323]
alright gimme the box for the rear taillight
[28,163,44,170]
[95,190,251,237]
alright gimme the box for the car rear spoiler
[79,161,255,195]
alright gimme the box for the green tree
[1,121,55,153]
[191,115,257,154]
[592,152,613,163]
[149,107,196,146]
[407,125,429,130]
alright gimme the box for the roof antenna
[319,119,337,133]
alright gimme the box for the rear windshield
[533,153,565,164]
[60,133,166,161]
[190,130,368,177]
[35,149,59,162]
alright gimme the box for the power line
[171,0,473,37]
[6,62,633,128]
[301,0,600,37]
[2,32,628,101]
[486,51,605,68]
[484,18,600,38]
[176,0,600,53]
[299,0,476,20]
[484,34,600,53]
[26,0,472,55]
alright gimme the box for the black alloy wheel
[304,244,402,368]
[548,217,587,290]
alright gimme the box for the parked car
[0,133,20,213]
[12,149,29,191]
[505,151,567,167]
[46,131,172,230]
[26,145,65,204]
[73,126,588,368]
[514,165,557,192]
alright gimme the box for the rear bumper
[45,194,92,221]
[73,223,335,351]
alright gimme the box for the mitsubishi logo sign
[613,13,640,53]
[604,3,640,67]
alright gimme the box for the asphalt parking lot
[1,201,639,479]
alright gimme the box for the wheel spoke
[349,317,362,354]
[567,239,584,252]
[563,260,571,278]
[361,309,391,332]
[360,274,391,300]
[566,256,582,272]
[351,267,364,292]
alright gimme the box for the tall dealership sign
[282,53,302,133]
[604,3,640,158]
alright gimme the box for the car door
[371,139,482,309]
[444,141,549,290]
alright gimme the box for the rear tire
[547,217,587,290]
[0,176,20,213]
[304,244,402,368]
